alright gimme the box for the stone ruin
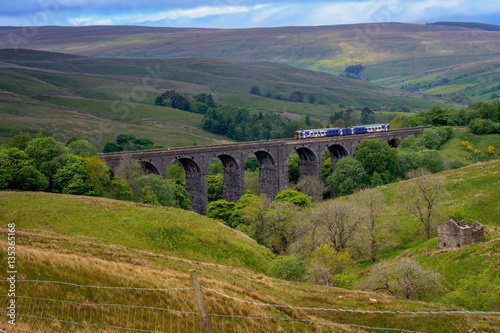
[437,219,485,249]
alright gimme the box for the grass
[0,191,272,273]
[0,92,229,148]
[2,190,499,332]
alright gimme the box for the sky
[1,0,500,28]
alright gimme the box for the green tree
[207,175,224,202]
[207,199,236,223]
[0,149,11,189]
[360,107,374,124]
[106,177,133,201]
[68,139,98,157]
[326,156,368,196]
[264,201,299,253]
[136,175,175,207]
[250,85,262,96]
[25,137,69,178]
[9,133,32,150]
[354,138,398,184]
[427,106,448,126]
[138,185,160,205]
[17,165,49,191]
[288,154,300,184]
[389,114,410,129]
[166,161,185,180]
[103,141,123,153]
[274,190,311,207]
[167,179,192,211]
[229,193,259,228]
[53,155,98,196]
[267,255,306,282]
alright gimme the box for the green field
[0,49,453,146]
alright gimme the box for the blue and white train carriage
[294,124,389,139]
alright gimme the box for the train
[294,124,390,139]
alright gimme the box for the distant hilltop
[427,21,500,31]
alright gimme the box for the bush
[17,166,49,191]
[468,118,499,134]
[274,190,311,207]
[207,199,236,223]
[267,255,306,282]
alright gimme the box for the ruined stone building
[437,219,484,249]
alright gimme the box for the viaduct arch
[100,127,429,215]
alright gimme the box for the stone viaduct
[99,127,429,215]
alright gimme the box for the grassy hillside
[0,191,272,273]
[2,189,499,332]
[1,23,499,101]
[0,49,451,145]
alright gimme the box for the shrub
[267,255,307,282]
[274,190,311,207]
[469,118,498,134]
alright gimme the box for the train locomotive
[294,124,390,139]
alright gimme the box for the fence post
[189,269,213,333]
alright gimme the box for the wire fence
[0,278,499,333]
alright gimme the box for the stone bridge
[99,127,429,215]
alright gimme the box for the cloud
[1,0,500,27]
[133,4,267,23]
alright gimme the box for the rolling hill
[0,158,499,331]
[0,48,449,145]
[2,23,498,103]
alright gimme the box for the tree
[317,200,362,252]
[352,189,393,263]
[53,155,98,196]
[9,133,32,150]
[267,255,306,282]
[229,193,260,228]
[345,64,364,75]
[288,154,300,184]
[207,199,236,224]
[397,169,448,239]
[264,201,299,254]
[307,244,353,286]
[389,114,410,129]
[68,139,98,157]
[354,138,398,184]
[358,258,442,299]
[103,141,123,153]
[293,175,326,203]
[166,161,185,180]
[250,85,262,96]
[207,175,224,202]
[135,174,176,207]
[25,137,69,178]
[167,179,192,211]
[274,190,311,207]
[291,200,363,257]
[106,177,133,201]
[360,107,374,124]
[288,91,304,103]
[0,148,32,189]
[17,166,49,191]
[326,156,368,196]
